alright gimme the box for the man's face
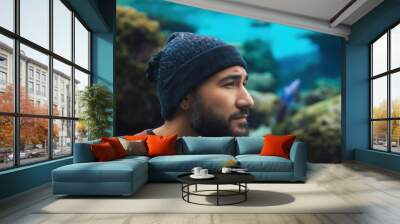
[188,66,254,136]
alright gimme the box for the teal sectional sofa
[52,137,307,196]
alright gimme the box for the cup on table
[221,167,232,174]
[191,167,202,176]
[199,168,208,176]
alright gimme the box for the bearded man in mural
[135,32,254,137]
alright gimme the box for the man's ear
[180,90,197,110]
[179,95,191,110]
[180,89,197,110]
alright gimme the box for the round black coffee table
[177,173,255,206]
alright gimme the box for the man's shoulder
[134,129,156,136]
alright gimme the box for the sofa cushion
[73,139,100,163]
[179,137,235,155]
[236,137,263,155]
[114,155,150,164]
[148,154,235,172]
[236,155,293,172]
[52,158,147,183]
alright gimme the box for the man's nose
[236,87,254,109]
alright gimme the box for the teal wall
[0,158,72,199]
[91,0,116,135]
[0,0,116,200]
[344,0,400,171]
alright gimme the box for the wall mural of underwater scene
[116,0,343,162]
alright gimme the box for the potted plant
[79,84,113,140]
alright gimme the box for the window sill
[0,156,72,176]
[355,148,400,172]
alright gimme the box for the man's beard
[189,100,250,137]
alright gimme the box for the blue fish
[282,79,301,105]
[276,79,301,122]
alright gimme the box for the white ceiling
[167,0,384,39]
[229,0,353,22]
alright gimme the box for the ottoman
[52,157,148,196]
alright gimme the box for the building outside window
[35,70,40,81]
[0,0,92,170]
[28,81,34,94]
[54,88,58,102]
[41,73,46,83]
[28,66,34,80]
[0,54,7,88]
[35,83,40,95]
[0,54,7,67]
[0,71,6,84]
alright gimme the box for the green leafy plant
[79,84,113,140]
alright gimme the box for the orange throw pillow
[260,135,296,159]
[91,142,118,161]
[124,135,148,141]
[124,135,149,150]
[101,137,126,158]
[146,135,177,157]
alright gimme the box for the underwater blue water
[117,0,319,59]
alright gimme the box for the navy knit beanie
[146,32,247,120]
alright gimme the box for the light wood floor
[1,162,400,224]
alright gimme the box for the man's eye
[224,82,235,87]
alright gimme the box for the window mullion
[388,30,391,153]
[370,45,373,149]
[71,10,76,155]
[13,0,20,167]
[49,0,53,160]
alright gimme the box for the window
[53,119,72,158]
[0,54,7,86]
[0,116,13,170]
[0,71,6,85]
[74,69,89,119]
[0,0,14,32]
[0,35,13,113]
[53,59,72,117]
[53,0,72,60]
[0,0,91,170]
[28,67,34,80]
[370,23,400,154]
[35,70,40,81]
[20,0,49,49]
[0,55,7,67]
[42,85,46,97]
[74,17,89,70]
[41,73,46,83]
[35,83,40,95]
[28,81,34,94]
